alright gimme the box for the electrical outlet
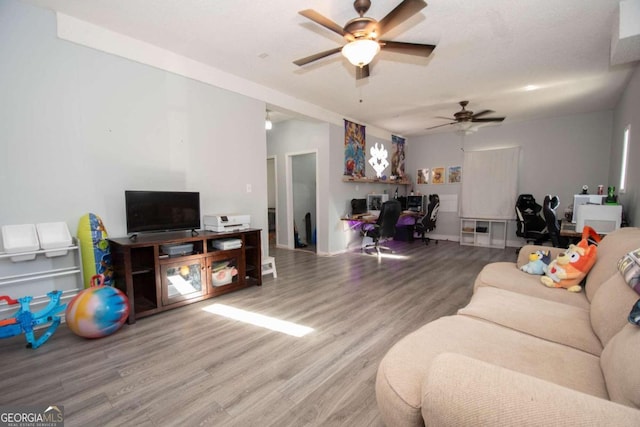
[246,184,252,193]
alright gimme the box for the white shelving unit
[460,218,507,249]
[0,238,83,318]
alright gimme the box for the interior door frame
[266,155,278,250]
[286,149,319,250]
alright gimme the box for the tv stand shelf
[109,229,261,324]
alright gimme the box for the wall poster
[344,119,366,177]
[448,165,462,183]
[432,167,445,184]
[391,135,406,179]
[417,168,429,184]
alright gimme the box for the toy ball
[66,275,129,338]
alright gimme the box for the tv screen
[125,190,200,234]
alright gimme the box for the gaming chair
[515,194,549,245]
[415,194,439,245]
[543,194,567,248]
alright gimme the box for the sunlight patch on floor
[202,303,314,337]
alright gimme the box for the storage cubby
[459,218,507,249]
[109,229,262,324]
[0,237,83,319]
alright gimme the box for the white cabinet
[460,219,507,249]
[0,238,83,318]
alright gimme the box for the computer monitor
[572,194,606,223]
[367,194,389,215]
[351,198,367,215]
[407,195,424,212]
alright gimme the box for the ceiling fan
[427,101,506,131]
[293,0,436,80]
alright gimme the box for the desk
[559,221,581,239]
[341,211,422,243]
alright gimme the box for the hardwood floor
[0,239,515,426]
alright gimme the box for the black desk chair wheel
[361,199,402,259]
[415,194,439,245]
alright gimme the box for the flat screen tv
[125,190,200,234]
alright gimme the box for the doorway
[266,156,277,247]
[287,151,317,253]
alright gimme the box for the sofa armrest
[516,245,566,268]
[422,353,640,426]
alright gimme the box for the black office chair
[543,194,568,248]
[415,194,439,245]
[515,194,549,245]
[361,199,402,257]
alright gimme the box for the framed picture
[417,168,429,184]
[448,165,462,183]
[432,167,445,184]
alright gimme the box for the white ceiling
[22,0,638,136]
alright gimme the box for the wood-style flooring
[0,239,515,426]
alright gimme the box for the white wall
[610,63,640,226]
[0,1,268,254]
[406,111,614,245]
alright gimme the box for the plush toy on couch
[520,250,551,275]
[541,239,598,292]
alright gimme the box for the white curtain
[460,146,520,219]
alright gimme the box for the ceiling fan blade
[293,47,343,66]
[435,116,455,121]
[299,9,349,37]
[377,0,427,37]
[427,122,455,130]
[356,64,370,80]
[472,117,505,123]
[471,109,495,119]
[379,40,435,57]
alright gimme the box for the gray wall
[0,1,268,254]
[405,111,614,245]
[610,64,640,227]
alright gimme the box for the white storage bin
[36,222,72,257]
[1,224,40,262]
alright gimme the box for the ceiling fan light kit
[294,0,433,80]
[342,39,380,67]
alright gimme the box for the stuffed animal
[541,239,597,292]
[520,250,551,275]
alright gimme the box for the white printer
[203,214,251,232]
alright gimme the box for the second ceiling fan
[294,0,436,80]
[427,101,506,131]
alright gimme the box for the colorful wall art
[344,119,366,177]
[391,135,406,179]
[432,167,445,184]
[448,165,462,183]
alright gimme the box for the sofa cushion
[590,273,640,347]
[474,262,591,309]
[423,353,640,426]
[601,324,640,409]
[375,315,606,427]
[459,286,602,355]
[585,227,640,302]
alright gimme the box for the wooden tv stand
[109,229,261,324]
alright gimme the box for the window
[620,125,630,192]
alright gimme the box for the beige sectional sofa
[376,227,640,426]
